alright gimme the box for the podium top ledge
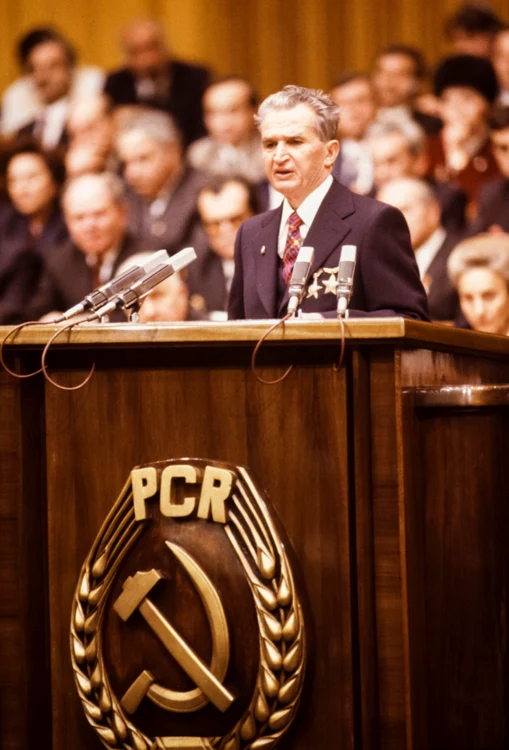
[1,318,508,356]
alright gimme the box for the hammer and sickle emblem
[113,542,235,715]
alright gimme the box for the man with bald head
[188,77,265,182]
[378,177,460,320]
[27,172,139,319]
[116,109,205,255]
[104,19,210,145]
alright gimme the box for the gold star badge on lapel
[306,272,323,299]
[322,267,339,295]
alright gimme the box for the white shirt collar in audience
[415,226,446,277]
[86,245,121,285]
[277,174,333,259]
[39,97,70,149]
[499,90,509,106]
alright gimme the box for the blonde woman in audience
[448,233,509,335]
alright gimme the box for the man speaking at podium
[228,85,429,320]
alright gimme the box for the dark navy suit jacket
[228,178,429,320]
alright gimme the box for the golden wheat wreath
[70,466,306,750]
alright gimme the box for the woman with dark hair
[0,140,68,323]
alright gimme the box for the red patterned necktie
[282,211,303,284]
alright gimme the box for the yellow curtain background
[1,0,508,100]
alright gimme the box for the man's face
[27,41,73,105]
[204,81,256,146]
[372,54,418,108]
[260,103,339,208]
[7,153,57,216]
[330,79,377,141]
[493,31,509,91]
[122,24,167,77]
[63,180,127,258]
[198,182,253,260]
[139,274,189,322]
[117,130,181,200]
[370,133,416,188]
[491,126,509,178]
[458,267,509,334]
[378,183,440,249]
[450,30,493,58]
[441,86,489,130]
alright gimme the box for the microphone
[287,246,315,317]
[53,249,170,322]
[90,247,197,320]
[336,245,357,318]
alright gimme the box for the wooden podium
[2,319,509,750]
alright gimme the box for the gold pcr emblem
[71,459,307,750]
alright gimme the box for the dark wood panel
[368,351,407,749]
[416,409,509,749]
[45,358,355,750]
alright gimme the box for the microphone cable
[41,319,95,391]
[250,312,293,385]
[0,320,50,379]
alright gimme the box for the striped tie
[282,211,303,284]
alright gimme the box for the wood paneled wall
[1,0,508,104]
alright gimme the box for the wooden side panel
[0,368,51,750]
[411,407,509,749]
[44,348,355,750]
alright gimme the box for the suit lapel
[255,207,282,318]
[304,179,356,277]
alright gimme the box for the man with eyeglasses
[469,106,509,234]
[187,176,259,319]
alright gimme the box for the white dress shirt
[415,227,446,277]
[277,175,333,259]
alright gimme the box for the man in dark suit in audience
[104,19,210,146]
[469,106,509,234]
[378,177,460,321]
[116,109,205,256]
[371,45,442,135]
[187,176,259,318]
[228,85,429,321]
[368,119,468,233]
[27,172,138,319]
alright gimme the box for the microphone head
[296,245,315,265]
[339,244,357,263]
[142,249,171,273]
[170,247,197,273]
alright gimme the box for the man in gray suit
[116,109,206,256]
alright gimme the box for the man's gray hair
[116,109,182,147]
[367,114,426,156]
[447,234,509,287]
[379,176,437,206]
[255,85,340,141]
[62,171,126,208]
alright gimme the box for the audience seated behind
[469,106,509,234]
[378,177,460,322]
[368,118,467,233]
[115,251,200,323]
[0,141,68,323]
[187,76,265,183]
[428,54,501,214]
[445,3,504,58]
[448,233,509,335]
[187,175,259,320]
[26,172,138,320]
[371,45,443,136]
[329,72,377,194]
[1,26,103,137]
[493,27,509,105]
[104,19,210,146]
[115,108,206,256]
[14,28,104,151]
